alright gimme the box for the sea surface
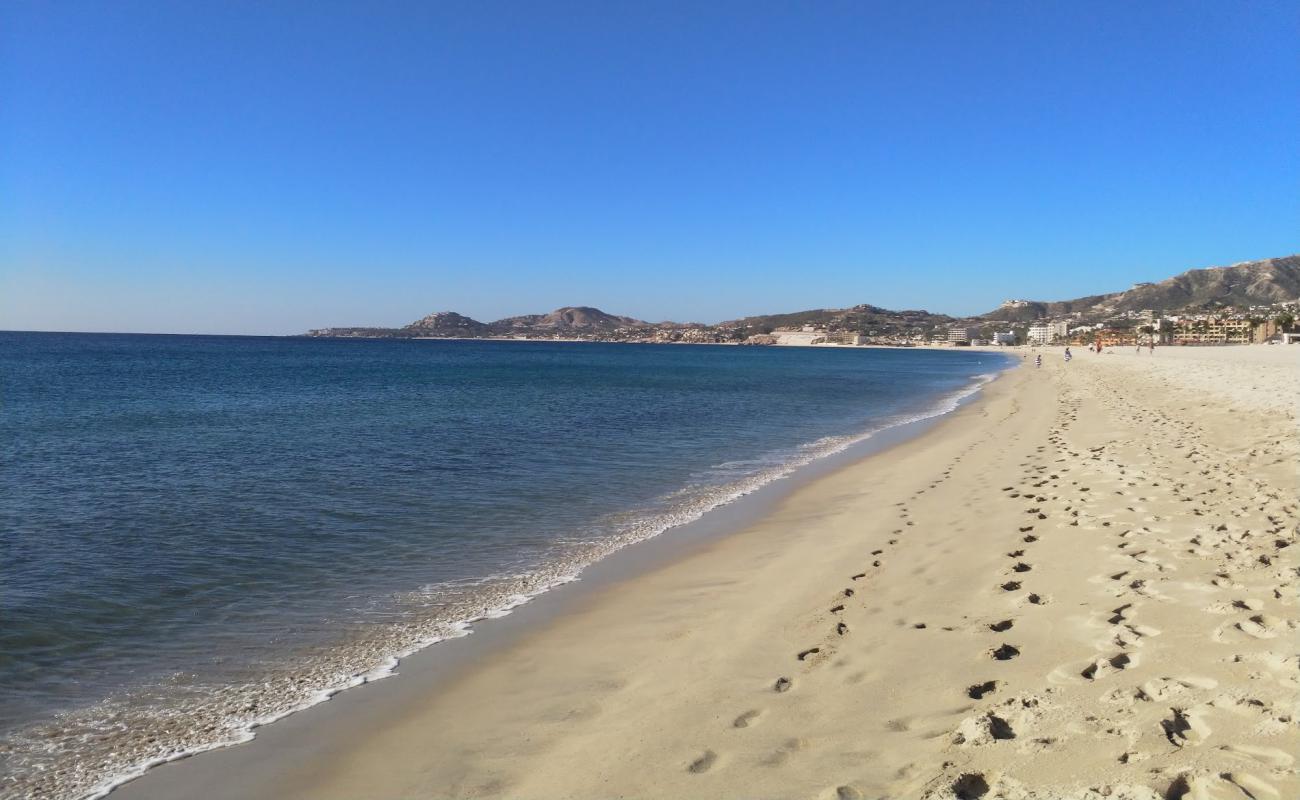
[0,332,1011,799]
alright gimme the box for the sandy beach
[115,345,1299,800]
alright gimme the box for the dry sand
[117,345,1299,799]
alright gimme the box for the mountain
[308,305,706,340]
[719,304,955,334]
[403,311,491,336]
[305,254,1300,341]
[308,306,674,340]
[490,306,653,333]
[983,255,1300,321]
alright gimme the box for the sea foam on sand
[112,346,1300,800]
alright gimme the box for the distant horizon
[3,249,1298,337]
[3,247,1296,338]
[4,2,1297,335]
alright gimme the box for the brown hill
[719,304,955,335]
[402,311,491,336]
[490,306,650,333]
[984,255,1300,321]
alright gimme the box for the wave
[3,365,1009,800]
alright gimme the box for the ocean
[0,332,1011,799]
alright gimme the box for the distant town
[831,302,1299,348]
[307,255,1300,348]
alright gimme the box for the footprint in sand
[949,774,992,800]
[732,709,763,728]
[1081,652,1137,680]
[762,738,807,766]
[990,644,1020,661]
[1107,603,1135,624]
[988,619,1014,632]
[952,711,1015,745]
[1161,706,1212,747]
[1110,624,1160,648]
[1218,742,1295,769]
[1166,771,1279,800]
[1235,614,1295,639]
[687,749,717,773]
[774,677,792,693]
[966,680,998,699]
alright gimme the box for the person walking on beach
[1035,353,1042,368]
[1064,346,1072,363]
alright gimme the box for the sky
[2,1,1297,334]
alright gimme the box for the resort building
[1170,317,1271,345]
[991,331,1016,346]
[1093,328,1135,348]
[1027,321,1068,345]
[946,325,978,344]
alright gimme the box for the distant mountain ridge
[306,302,952,341]
[982,255,1300,322]
[491,306,670,333]
[718,304,955,334]
[308,306,689,340]
[306,254,1300,340]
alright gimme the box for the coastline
[114,346,1300,798]
[87,353,1014,800]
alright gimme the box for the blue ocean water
[0,332,1010,798]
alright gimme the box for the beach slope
[118,346,1299,799]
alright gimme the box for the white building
[946,325,978,343]
[1027,321,1068,345]
[991,331,1016,346]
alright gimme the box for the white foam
[41,360,1013,800]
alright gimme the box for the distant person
[1035,354,1042,368]
[1064,347,1072,363]
[1149,340,1155,354]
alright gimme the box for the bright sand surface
[115,345,1298,800]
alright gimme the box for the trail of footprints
[924,366,1298,798]
[684,363,1298,798]
[683,432,998,787]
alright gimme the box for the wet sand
[114,345,1299,799]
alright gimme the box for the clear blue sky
[3,1,1297,334]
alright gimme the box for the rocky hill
[984,255,1300,322]
[306,254,1299,341]
[719,304,955,335]
[308,306,671,339]
[490,306,660,333]
[403,311,490,337]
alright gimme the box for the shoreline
[93,357,1014,800]
[104,346,1300,798]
